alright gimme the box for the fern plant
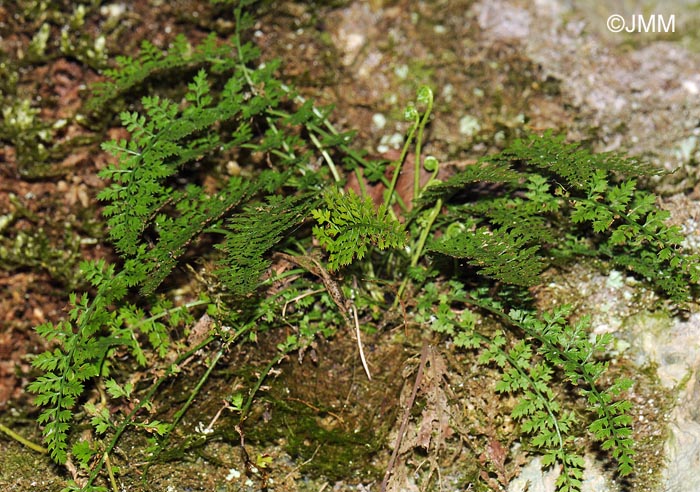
[26,3,699,492]
[420,131,698,302]
[27,259,206,466]
[27,17,348,490]
[86,33,241,114]
[347,88,694,488]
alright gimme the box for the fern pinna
[312,188,406,271]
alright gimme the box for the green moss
[246,397,384,481]
[0,419,65,490]
[0,2,109,178]
[0,199,91,289]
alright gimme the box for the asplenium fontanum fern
[26,7,698,491]
[421,131,698,301]
[414,278,634,491]
[27,25,346,487]
[405,130,698,489]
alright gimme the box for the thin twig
[205,399,234,433]
[282,443,322,483]
[350,304,372,380]
[282,288,324,317]
[274,252,373,380]
[0,422,47,454]
[285,397,344,424]
[105,452,118,492]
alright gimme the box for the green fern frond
[463,296,635,486]
[427,133,698,299]
[415,160,522,209]
[489,131,660,189]
[135,176,268,296]
[429,225,545,286]
[568,172,698,301]
[215,193,319,296]
[87,33,249,112]
[418,279,632,489]
[312,188,406,271]
[470,313,587,492]
[28,260,202,464]
[507,305,636,478]
[97,65,290,293]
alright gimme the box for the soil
[0,1,684,491]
